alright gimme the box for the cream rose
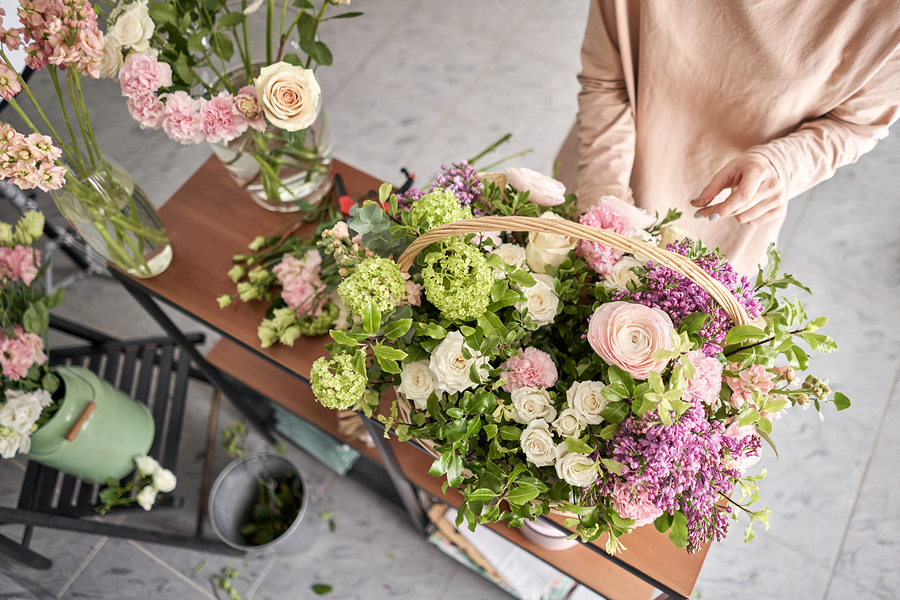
[515,278,559,329]
[555,448,597,488]
[479,171,507,191]
[509,387,557,424]
[658,224,694,248]
[107,0,154,51]
[566,381,609,425]
[552,408,585,437]
[397,360,438,410]
[491,243,527,271]
[602,256,646,292]
[135,455,162,476]
[136,485,157,511]
[429,331,488,394]
[587,301,674,380]
[99,39,124,79]
[255,62,321,131]
[519,419,557,467]
[525,212,578,273]
[505,167,566,206]
[152,468,177,493]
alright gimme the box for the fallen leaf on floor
[312,584,333,595]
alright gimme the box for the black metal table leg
[109,269,276,443]
[360,416,428,535]
[0,532,52,569]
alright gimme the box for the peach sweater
[573,0,900,273]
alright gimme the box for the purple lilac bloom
[430,161,483,208]
[396,187,423,211]
[605,403,758,552]
[614,239,762,355]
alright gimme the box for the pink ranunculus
[577,205,635,275]
[593,195,657,231]
[684,350,723,404]
[119,52,172,99]
[126,93,164,130]
[14,325,46,366]
[332,222,349,240]
[587,301,674,380]
[200,92,248,144]
[611,481,663,527]
[505,167,566,206]
[0,337,34,380]
[500,347,558,392]
[723,421,762,472]
[160,91,204,145]
[233,86,266,132]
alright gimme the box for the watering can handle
[65,402,96,442]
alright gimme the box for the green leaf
[324,11,363,19]
[376,356,401,374]
[506,484,540,506]
[384,318,412,340]
[298,39,333,67]
[757,416,773,435]
[723,325,767,346]
[600,401,629,424]
[833,392,851,411]
[351,350,366,377]
[654,511,674,533]
[805,316,828,331]
[668,511,689,548]
[599,423,619,439]
[678,312,708,335]
[761,398,789,414]
[174,52,193,84]
[312,584,333,595]
[373,345,407,362]
[466,488,496,502]
[282,53,303,66]
[564,437,594,455]
[148,1,178,24]
[737,406,761,428]
[329,330,360,346]
[508,269,536,287]
[209,32,234,61]
[378,183,393,204]
[296,11,317,39]
[98,488,117,504]
[499,426,521,441]
[292,0,314,8]
[362,302,381,335]
[45,286,64,309]
[600,458,623,474]
[606,366,634,392]
[217,12,246,27]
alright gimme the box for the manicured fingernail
[694,211,703,219]
[690,197,701,206]
[708,213,720,222]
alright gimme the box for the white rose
[152,468,177,493]
[555,447,597,488]
[429,331,488,395]
[505,167,566,206]
[658,224,694,248]
[552,408,585,438]
[515,279,559,329]
[135,455,161,476]
[396,360,438,410]
[255,62,321,131]
[0,395,44,435]
[491,243,528,271]
[519,419,557,467]
[525,212,578,273]
[567,381,609,425]
[98,38,124,78]
[602,256,646,292]
[0,432,23,459]
[108,1,154,50]
[136,485,157,511]
[509,387,557,424]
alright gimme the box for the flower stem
[241,0,252,78]
[266,0,274,64]
[302,1,330,69]
[65,71,97,172]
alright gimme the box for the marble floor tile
[777,188,814,259]
[833,435,900,599]
[0,569,56,600]
[825,573,893,600]
[438,563,514,600]
[880,382,900,447]
[418,0,542,38]
[510,0,592,69]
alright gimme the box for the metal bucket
[208,452,319,555]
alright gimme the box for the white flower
[429,331,489,395]
[555,447,597,488]
[525,212,578,274]
[98,39,124,79]
[602,256,646,292]
[515,278,559,329]
[552,408,585,438]
[505,167,566,206]
[152,468,177,493]
[478,172,507,191]
[136,485,157,511]
[0,391,49,435]
[255,62,321,131]
[107,0,155,51]
[397,361,438,410]
[567,381,609,425]
[135,455,161,477]
[332,296,352,330]
[519,419,557,467]
[491,243,528,272]
[509,387,557,424]
[658,224,694,248]
[0,431,23,459]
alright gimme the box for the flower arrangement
[98,0,360,204]
[0,212,66,459]
[308,163,850,554]
[97,454,177,513]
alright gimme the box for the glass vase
[50,157,173,278]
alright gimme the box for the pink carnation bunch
[0,125,66,191]
[272,251,328,316]
[577,205,635,274]
[0,325,47,381]
[684,350,723,404]
[500,347,558,392]
[119,52,172,98]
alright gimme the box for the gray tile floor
[1,1,899,599]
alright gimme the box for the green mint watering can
[24,365,155,484]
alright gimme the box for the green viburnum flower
[337,257,407,315]
[409,189,472,231]
[248,267,268,285]
[297,301,340,337]
[227,265,246,283]
[311,353,366,410]
[422,238,492,321]
[217,295,232,308]
[258,307,304,347]
[0,223,12,246]
[237,282,263,302]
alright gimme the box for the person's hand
[691,153,787,226]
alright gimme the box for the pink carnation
[684,350,723,404]
[723,422,762,472]
[119,53,172,99]
[13,325,46,367]
[0,245,40,285]
[500,347,558,392]
[200,93,248,144]
[233,86,266,132]
[127,93,165,130]
[611,481,663,527]
[161,91,204,145]
[577,205,634,274]
[281,278,326,315]
[0,336,33,380]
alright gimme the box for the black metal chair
[0,316,243,569]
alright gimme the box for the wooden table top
[125,156,711,600]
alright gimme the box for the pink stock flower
[13,325,47,367]
[578,205,635,275]
[126,93,164,130]
[332,222,349,240]
[611,481,663,527]
[32,161,66,191]
[199,92,248,144]
[26,133,61,161]
[160,91,204,145]
[0,337,34,380]
[273,252,327,315]
[500,347,558,392]
[588,301,674,380]
[119,53,172,99]
[233,86,266,132]
[726,364,775,409]
[0,64,22,99]
[684,350,723,404]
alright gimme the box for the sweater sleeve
[748,50,900,200]
[575,0,637,211]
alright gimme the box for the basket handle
[396,215,750,326]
